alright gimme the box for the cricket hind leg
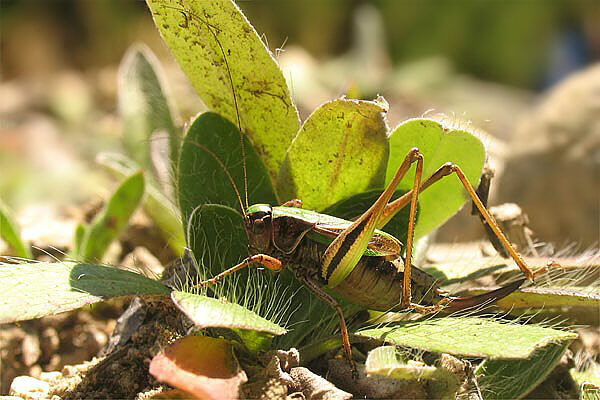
[296,274,358,378]
[381,159,546,284]
[449,164,546,281]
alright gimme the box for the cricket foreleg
[297,274,358,378]
[192,254,282,288]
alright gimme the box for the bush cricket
[191,141,547,374]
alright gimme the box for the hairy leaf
[0,261,169,323]
[178,112,277,226]
[356,317,576,359]
[476,341,571,400]
[118,44,179,174]
[172,291,286,335]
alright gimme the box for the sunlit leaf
[150,336,247,400]
[465,286,600,310]
[356,316,576,359]
[366,346,460,400]
[80,171,145,262]
[386,118,485,239]
[277,97,389,211]
[0,261,169,323]
[146,0,300,180]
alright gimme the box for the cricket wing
[313,223,403,257]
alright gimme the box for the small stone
[21,334,41,367]
[9,376,50,400]
[39,371,62,382]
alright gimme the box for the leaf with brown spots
[146,0,300,181]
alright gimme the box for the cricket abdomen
[287,239,443,312]
[334,256,441,311]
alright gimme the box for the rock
[9,376,49,400]
[497,64,600,248]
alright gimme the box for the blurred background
[1,0,599,249]
[1,1,599,393]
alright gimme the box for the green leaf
[476,342,571,400]
[97,152,185,256]
[80,171,145,262]
[183,204,246,280]
[386,118,485,239]
[323,189,417,244]
[119,44,179,174]
[178,112,278,226]
[0,261,170,323]
[366,346,460,400]
[356,316,576,359]
[146,0,300,180]
[71,222,87,258]
[277,97,389,211]
[172,291,286,336]
[466,286,600,310]
[0,199,31,258]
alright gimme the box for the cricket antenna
[203,13,249,210]
[173,6,249,214]
[185,142,247,219]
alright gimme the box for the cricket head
[244,204,274,254]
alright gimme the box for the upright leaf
[146,0,300,180]
[80,171,145,262]
[0,199,31,258]
[97,152,185,255]
[387,118,485,239]
[0,261,169,323]
[178,112,277,228]
[119,44,179,173]
[183,204,246,280]
[277,97,389,211]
